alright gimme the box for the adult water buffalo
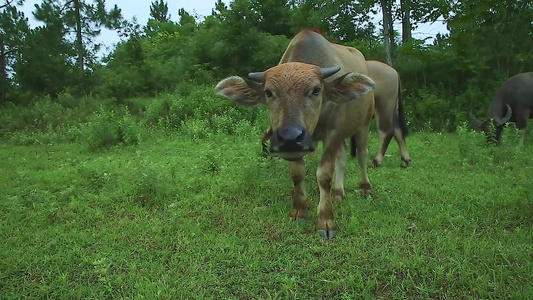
[364,60,410,168]
[262,61,411,168]
[471,72,533,145]
[216,30,375,239]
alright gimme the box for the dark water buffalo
[471,72,533,145]
[216,30,375,239]
[364,60,410,167]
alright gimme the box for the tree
[0,0,27,104]
[289,0,332,36]
[380,0,394,65]
[250,0,293,37]
[178,8,195,26]
[330,0,376,42]
[447,0,533,79]
[289,0,376,42]
[146,0,172,37]
[33,0,122,83]
[150,0,169,22]
[400,0,411,45]
[13,23,76,96]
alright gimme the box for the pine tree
[150,0,169,22]
[34,0,122,80]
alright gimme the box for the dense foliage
[1,0,532,131]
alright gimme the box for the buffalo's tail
[349,136,357,157]
[396,74,409,138]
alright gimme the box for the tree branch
[0,0,15,10]
[0,46,24,59]
[59,0,75,14]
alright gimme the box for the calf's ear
[215,76,265,106]
[325,72,375,103]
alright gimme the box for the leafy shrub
[210,114,236,135]
[407,89,450,131]
[56,92,79,108]
[83,108,142,151]
[234,119,257,137]
[118,109,142,146]
[5,125,84,146]
[0,96,64,134]
[139,86,266,132]
[143,95,174,127]
[180,118,211,140]
[84,109,120,150]
[0,94,116,137]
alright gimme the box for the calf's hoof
[401,157,410,168]
[290,208,308,221]
[359,182,372,199]
[318,229,337,239]
[372,159,381,168]
[332,188,345,202]
[317,219,337,239]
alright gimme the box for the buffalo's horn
[248,72,265,83]
[496,104,512,126]
[469,111,483,129]
[320,66,341,79]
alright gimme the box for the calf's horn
[496,104,512,126]
[248,72,265,83]
[320,66,341,79]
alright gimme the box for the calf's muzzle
[270,124,315,156]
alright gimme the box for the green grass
[1,127,532,299]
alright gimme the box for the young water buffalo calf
[216,30,375,239]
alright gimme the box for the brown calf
[216,30,375,239]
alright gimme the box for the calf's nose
[277,126,305,143]
[271,124,314,152]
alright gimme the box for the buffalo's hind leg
[393,126,410,167]
[289,158,308,220]
[374,128,394,167]
[373,112,394,167]
[516,108,530,146]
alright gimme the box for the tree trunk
[0,37,6,105]
[401,0,412,46]
[380,0,393,65]
[74,0,84,76]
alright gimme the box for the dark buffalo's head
[215,62,374,161]
[470,104,512,145]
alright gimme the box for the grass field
[1,126,532,299]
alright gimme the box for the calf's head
[215,62,374,160]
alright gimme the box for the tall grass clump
[0,94,118,138]
[0,96,64,135]
[138,86,268,136]
[83,107,142,151]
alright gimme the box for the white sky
[21,0,447,56]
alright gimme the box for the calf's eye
[265,90,273,98]
[312,87,321,96]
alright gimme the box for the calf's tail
[396,74,409,138]
[350,136,357,157]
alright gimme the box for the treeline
[1,0,532,131]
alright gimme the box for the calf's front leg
[289,158,308,220]
[316,145,339,239]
